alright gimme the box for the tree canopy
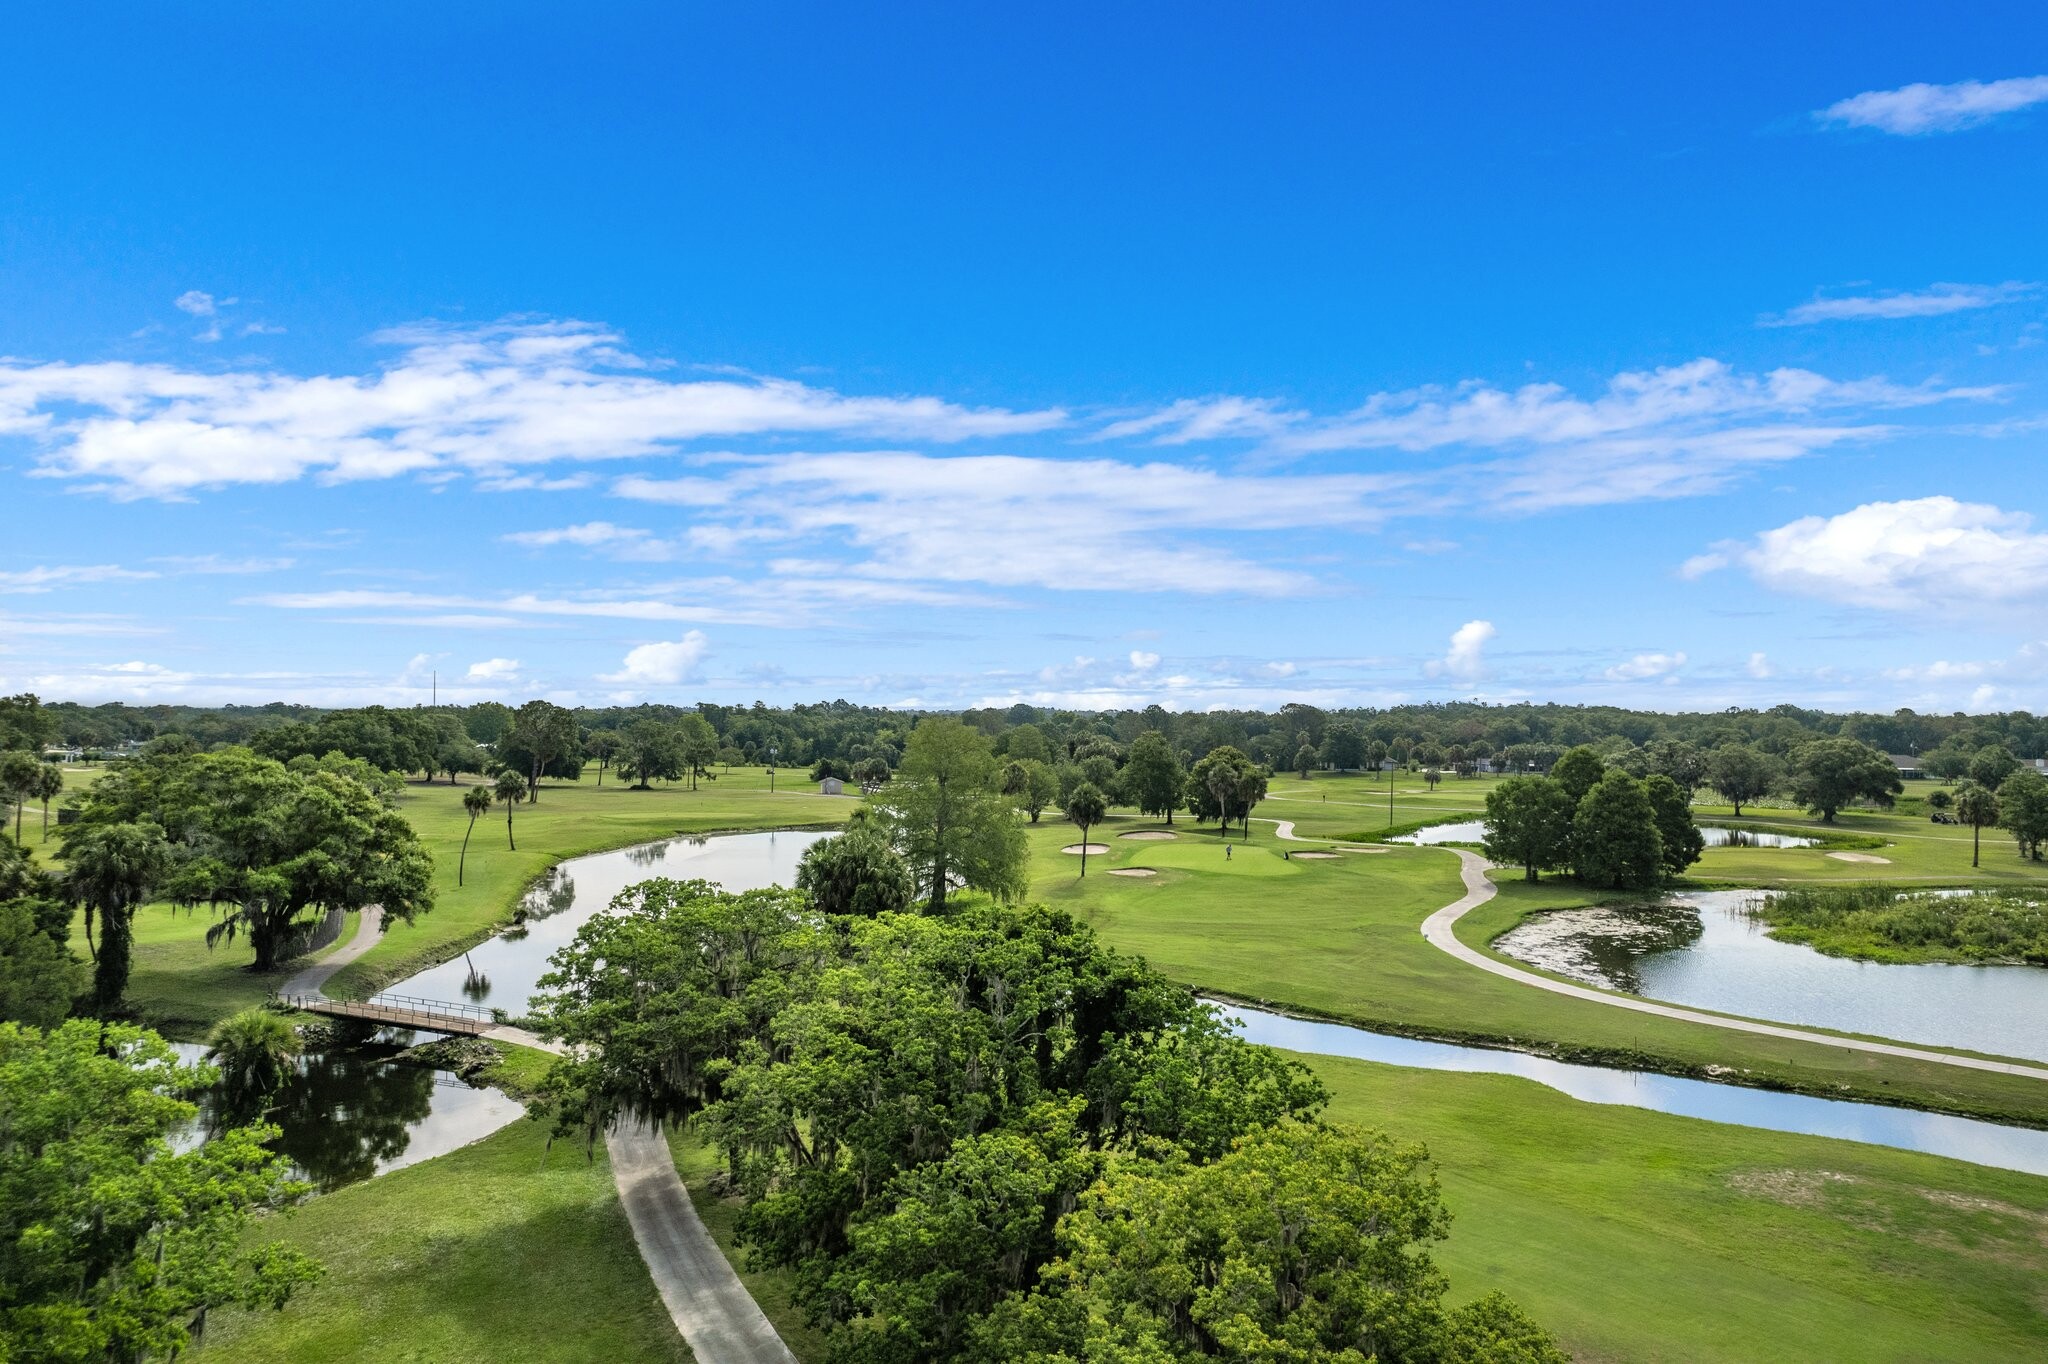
[1788,738,1903,823]
[873,719,1028,912]
[1482,777,1574,882]
[0,1021,321,1361]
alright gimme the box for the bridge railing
[278,992,498,1027]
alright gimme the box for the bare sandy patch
[1827,852,1891,864]
[1340,846,1388,854]
[1108,867,1157,878]
[1290,851,1340,860]
[1061,843,1110,855]
[1728,1168,1861,1208]
[1120,831,1178,841]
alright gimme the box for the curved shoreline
[1423,850,2048,1084]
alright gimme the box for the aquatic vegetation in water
[1751,884,2048,966]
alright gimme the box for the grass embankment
[657,1047,2048,1364]
[57,766,851,1037]
[1024,811,2048,1126]
[1749,883,2048,966]
[189,1120,687,1363]
[1310,1052,2048,1364]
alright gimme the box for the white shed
[818,776,847,795]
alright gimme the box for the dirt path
[1422,849,2048,1083]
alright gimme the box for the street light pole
[768,745,777,794]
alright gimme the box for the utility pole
[432,670,437,707]
[1388,768,1395,829]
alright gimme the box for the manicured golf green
[188,1119,687,1364]
[1026,813,2048,1125]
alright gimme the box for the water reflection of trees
[209,1052,435,1191]
[515,866,578,920]
[623,841,669,867]
[1576,903,1705,994]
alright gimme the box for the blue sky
[3,4,2045,714]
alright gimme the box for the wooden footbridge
[280,991,498,1037]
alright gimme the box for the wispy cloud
[0,564,158,594]
[2,318,1067,499]
[1092,396,1305,445]
[1818,76,2048,135]
[1763,282,2036,326]
[1603,650,1686,682]
[1683,497,2048,612]
[618,452,1398,596]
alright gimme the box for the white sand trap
[1827,852,1891,864]
[1340,846,1389,854]
[1062,843,1111,855]
[1290,851,1340,860]
[1108,867,1157,878]
[1120,830,1178,841]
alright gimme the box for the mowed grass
[189,1119,689,1364]
[1026,813,2048,1125]
[1306,1052,2048,1364]
[57,766,852,1035]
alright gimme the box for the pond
[171,1043,524,1192]
[1220,1003,2048,1177]
[392,828,834,1017]
[1390,821,1819,848]
[1493,891,2048,1064]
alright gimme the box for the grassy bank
[656,1048,2048,1364]
[189,1119,687,1363]
[62,766,852,1037]
[1025,813,2048,1126]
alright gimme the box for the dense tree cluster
[533,879,1566,1364]
[1483,748,1705,889]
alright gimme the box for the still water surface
[171,1044,524,1191]
[1493,891,2048,1064]
[1391,820,1818,847]
[1222,1004,2048,1176]
[393,828,832,1016]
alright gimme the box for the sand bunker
[1061,843,1111,855]
[1340,846,1388,854]
[1120,830,1178,841]
[1827,851,1891,864]
[1107,867,1157,878]
[1290,851,1339,860]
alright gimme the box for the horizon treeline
[8,693,2045,771]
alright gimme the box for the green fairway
[1025,811,2048,1125]
[1307,1052,2048,1364]
[62,766,852,1036]
[189,1119,688,1364]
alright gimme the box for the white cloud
[599,631,709,687]
[618,452,1397,596]
[1093,396,1306,445]
[1819,76,2048,135]
[464,658,521,681]
[174,291,220,317]
[1128,650,1160,670]
[147,554,294,574]
[1604,651,1687,681]
[1764,282,2036,326]
[1747,652,1774,679]
[1426,620,1495,684]
[3,319,1067,499]
[501,521,676,561]
[0,563,158,594]
[1263,358,1991,513]
[1686,497,2048,612]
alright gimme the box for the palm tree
[63,821,171,1013]
[1064,782,1107,877]
[459,785,493,886]
[205,1005,302,1094]
[1955,780,2000,869]
[31,763,64,837]
[494,770,527,851]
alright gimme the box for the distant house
[1889,754,1923,779]
[818,776,847,795]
